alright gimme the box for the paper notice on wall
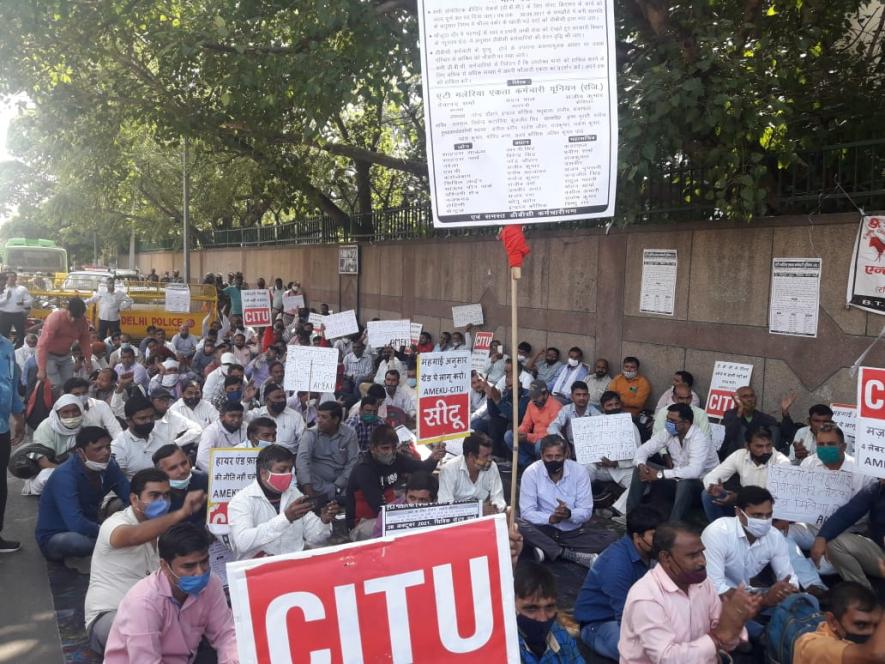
[284,345,339,393]
[164,286,191,313]
[322,310,359,340]
[767,463,856,526]
[452,304,484,328]
[571,413,637,464]
[830,403,857,454]
[417,0,618,228]
[282,293,305,313]
[639,249,677,316]
[846,215,885,314]
[769,258,822,337]
[705,361,754,419]
[367,320,412,349]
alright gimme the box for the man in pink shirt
[104,523,238,664]
[507,380,562,467]
[36,297,92,391]
[619,522,760,663]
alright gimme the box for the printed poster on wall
[768,258,821,337]
[639,249,677,316]
[847,215,885,315]
[417,0,618,227]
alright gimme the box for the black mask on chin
[543,460,564,475]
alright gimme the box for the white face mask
[161,373,179,387]
[741,509,773,538]
[61,416,83,429]
[623,370,638,379]
[83,458,108,472]
[256,439,274,448]
[516,354,527,363]
[567,358,579,368]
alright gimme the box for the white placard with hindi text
[639,249,677,316]
[705,361,755,419]
[284,345,339,393]
[417,351,471,443]
[322,310,359,340]
[769,258,821,338]
[767,463,855,527]
[367,319,411,349]
[830,403,857,454]
[381,500,483,536]
[164,286,191,313]
[308,312,326,328]
[452,304,484,328]
[207,447,261,535]
[410,322,424,346]
[572,413,637,464]
[282,293,305,313]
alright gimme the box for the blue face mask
[406,378,417,388]
[226,390,242,403]
[143,498,171,520]
[173,568,211,595]
[665,420,679,436]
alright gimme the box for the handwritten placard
[452,304,484,328]
[830,403,856,454]
[410,322,424,346]
[164,285,191,313]
[367,319,411,349]
[284,345,339,393]
[705,361,754,418]
[572,413,637,464]
[381,500,482,536]
[282,293,305,313]
[767,463,856,526]
[307,312,326,328]
[322,310,359,340]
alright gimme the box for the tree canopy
[0,0,881,260]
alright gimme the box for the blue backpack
[765,592,824,664]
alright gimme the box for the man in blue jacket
[0,333,25,553]
[573,506,663,660]
[36,426,130,561]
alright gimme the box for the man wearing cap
[147,387,202,450]
[196,402,248,471]
[85,279,133,340]
[202,352,237,405]
[147,359,189,399]
[506,379,562,467]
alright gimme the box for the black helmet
[8,444,58,480]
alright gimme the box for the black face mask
[131,422,155,438]
[543,460,564,475]
[268,401,285,415]
[751,452,773,465]
[844,632,871,645]
[517,613,555,656]
[183,397,200,409]
[605,408,623,415]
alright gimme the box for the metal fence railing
[138,138,885,252]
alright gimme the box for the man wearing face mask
[518,435,613,567]
[111,396,165,479]
[652,382,711,437]
[228,444,337,559]
[437,433,506,514]
[702,426,790,522]
[26,394,85,495]
[169,380,219,429]
[574,506,663,661]
[619,522,759,662]
[64,377,123,438]
[381,369,416,420]
[212,374,247,411]
[147,359,186,399]
[345,424,444,539]
[36,427,130,562]
[202,353,239,404]
[514,561,584,663]
[103,523,238,664]
[244,382,304,453]
[345,396,383,451]
[189,336,217,377]
[147,386,202,448]
[85,468,205,655]
[196,402,248,471]
[607,356,651,418]
[786,403,834,464]
[547,347,590,405]
[794,581,885,662]
[152,444,208,526]
[627,403,719,521]
[701,486,799,640]
[237,417,277,449]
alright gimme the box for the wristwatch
[656,470,664,480]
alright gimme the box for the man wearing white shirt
[652,383,711,436]
[169,380,218,429]
[111,396,165,479]
[785,404,833,464]
[195,402,248,471]
[0,271,32,348]
[342,341,373,394]
[65,377,123,438]
[147,387,203,450]
[227,444,336,560]
[202,352,238,404]
[437,434,506,514]
[85,279,133,339]
[382,369,416,418]
[701,486,799,640]
[114,346,149,392]
[244,382,304,453]
[517,435,616,568]
[626,403,719,521]
[14,333,37,373]
[372,346,406,385]
[653,370,701,411]
[469,371,488,416]
[702,425,790,522]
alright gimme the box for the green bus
[1,238,69,275]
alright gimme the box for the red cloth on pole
[500,225,530,268]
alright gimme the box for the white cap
[221,352,236,365]
[162,359,179,371]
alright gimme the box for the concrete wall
[134,213,885,416]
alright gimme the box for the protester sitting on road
[370,471,439,538]
[437,433,506,514]
[518,435,615,568]
[84,468,205,655]
[574,506,663,661]
[506,379,562,468]
[35,427,130,562]
[296,401,360,501]
[547,347,590,405]
[227,444,337,560]
[607,356,651,417]
[651,382,710,436]
[111,395,166,478]
[113,344,149,392]
[345,424,444,540]
[345,395,384,451]
[720,385,782,458]
[514,561,584,664]
[626,403,718,521]
[196,401,247,471]
[619,522,759,662]
[546,380,601,451]
[793,581,885,663]
[64,377,123,437]
[147,386,203,450]
[654,370,701,411]
[525,347,563,386]
[784,403,834,464]
[589,391,643,520]
[169,380,219,430]
[236,417,277,450]
[244,382,304,453]
[152,444,208,526]
[26,394,84,494]
[103,523,238,664]
[701,425,790,522]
